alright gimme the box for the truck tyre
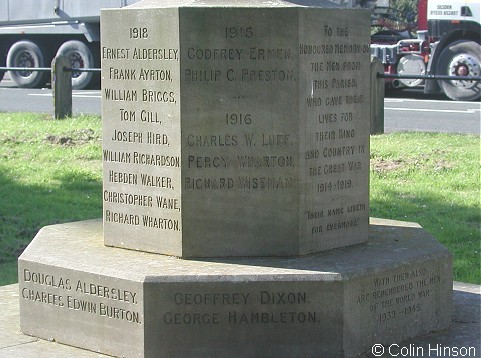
[437,40,481,101]
[6,41,48,88]
[0,50,5,83]
[56,40,94,90]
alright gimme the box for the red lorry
[369,0,480,101]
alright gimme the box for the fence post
[52,55,72,119]
[370,56,384,134]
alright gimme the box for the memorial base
[18,218,452,358]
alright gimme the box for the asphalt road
[0,76,101,116]
[0,76,479,135]
[384,89,480,135]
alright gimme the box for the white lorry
[0,0,140,89]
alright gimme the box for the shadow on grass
[1,168,479,285]
[0,169,102,285]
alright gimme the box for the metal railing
[0,56,100,119]
[370,57,481,133]
[0,67,51,72]
[379,73,481,81]
[1,56,480,130]
[0,67,100,73]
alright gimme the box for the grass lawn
[0,113,102,285]
[370,132,480,284]
[0,113,479,285]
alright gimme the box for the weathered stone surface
[18,218,452,357]
[6,282,477,358]
[1,281,110,357]
[101,1,371,257]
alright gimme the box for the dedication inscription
[298,10,370,252]
[101,5,371,257]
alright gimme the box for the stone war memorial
[18,0,452,357]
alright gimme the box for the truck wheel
[437,40,481,101]
[6,41,48,88]
[397,54,426,87]
[0,51,5,82]
[56,40,94,90]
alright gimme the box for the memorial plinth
[101,0,371,257]
[19,218,452,358]
[18,1,453,357]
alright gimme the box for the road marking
[72,94,102,98]
[385,98,479,105]
[28,93,101,98]
[385,107,478,114]
[385,99,404,102]
[76,91,101,95]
